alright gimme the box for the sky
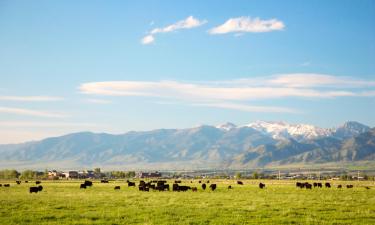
[0,0,374,144]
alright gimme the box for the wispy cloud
[0,96,64,102]
[0,121,99,128]
[79,73,375,113]
[0,107,68,118]
[86,98,112,104]
[209,17,284,34]
[191,102,298,113]
[141,16,207,45]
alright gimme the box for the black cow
[114,186,120,190]
[0,184,2,187]
[127,182,135,187]
[80,184,86,189]
[173,183,179,191]
[175,180,182,183]
[305,183,312,189]
[365,186,370,190]
[36,181,41,185]
[313,182,318,188]
[192,187,198,192]
[4,184,10,187]
[198,180,202,183]
[237,181,243,185]
[209,184,217,191]
[228,185,232,189]
[207,180,210,183]
[16,181,21,185]
[346,185,354,189]
[25,181,28,183]
[30,187,39,193]
[337,184,342,188]
[296,182,302,188]
[201,183,206,190]
[84,180,93,187]
[317,183,322,188]
[178,185,191,192]
[259,183,266,189]
[38,185,43,191]
[138,186,149,192]
[325,183,331,188]
[101,180,109,183]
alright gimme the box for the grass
[1,179,375,224]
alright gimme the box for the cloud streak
[0,96,64,102]
[0,107,68,118]
[209,17,284,34]
[79,73,375,113]
[141,16,207,45]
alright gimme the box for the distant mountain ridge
[0,121,373,169]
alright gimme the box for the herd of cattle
[0,180,369,193]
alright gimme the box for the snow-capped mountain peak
[243,120,331,140]
[216,122,237,131]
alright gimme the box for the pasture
[0,179,374,225]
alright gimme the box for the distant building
[48,170,65,179]
[137,171,162,178]
[63,171,79,179]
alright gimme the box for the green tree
[20,170,36,179]
[235,172,242,179]
[253,172,259,179]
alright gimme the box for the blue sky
[0,0,374,143]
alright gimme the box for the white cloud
[79,74,375,113]
[269,74,375,88]
[141,35,155,45]
[0,96,64,102]
[209,17,284,34]
[0,107,68,118]
[141,16,207,45]
[0,121,99,128]
[86,98,112,104]
[191,102,298,113]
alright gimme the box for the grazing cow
[29,187,39,193]
[305,183,312,189]
[317,183,322,188]
[296,182,302,188]
[209,184,217,191]
[228,185,232,189]
[138,186,149,192]
[84,180,93,187]
[0,184,2,187]
[325,183,331,188]
[178,186,191,192]
[114,186,120,190]
[313,182,318,188]
[127,182,135,187]
[38,185,43,191]
[4,184,10,187]
[237,181,243,185]
[101,180,109,183]
[201,183,206,190]
[259,183,266,189]
[337,185,342,188]
[346,185,353,189]
[175,180,182,183]
[173,183,179,192]
[192,187,198,192]
[36,181,41,185]
[16,181,21,185]
[25,181,28,183]
[80,184,86,189]
[198,181,202,183]
[365,187,370,190]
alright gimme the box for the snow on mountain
[216,122,237,131]
[243,121,332,140]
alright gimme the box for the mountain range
[0,121,374,170]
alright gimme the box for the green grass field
[1,179,374,225]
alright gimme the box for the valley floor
[0,179,374,225]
